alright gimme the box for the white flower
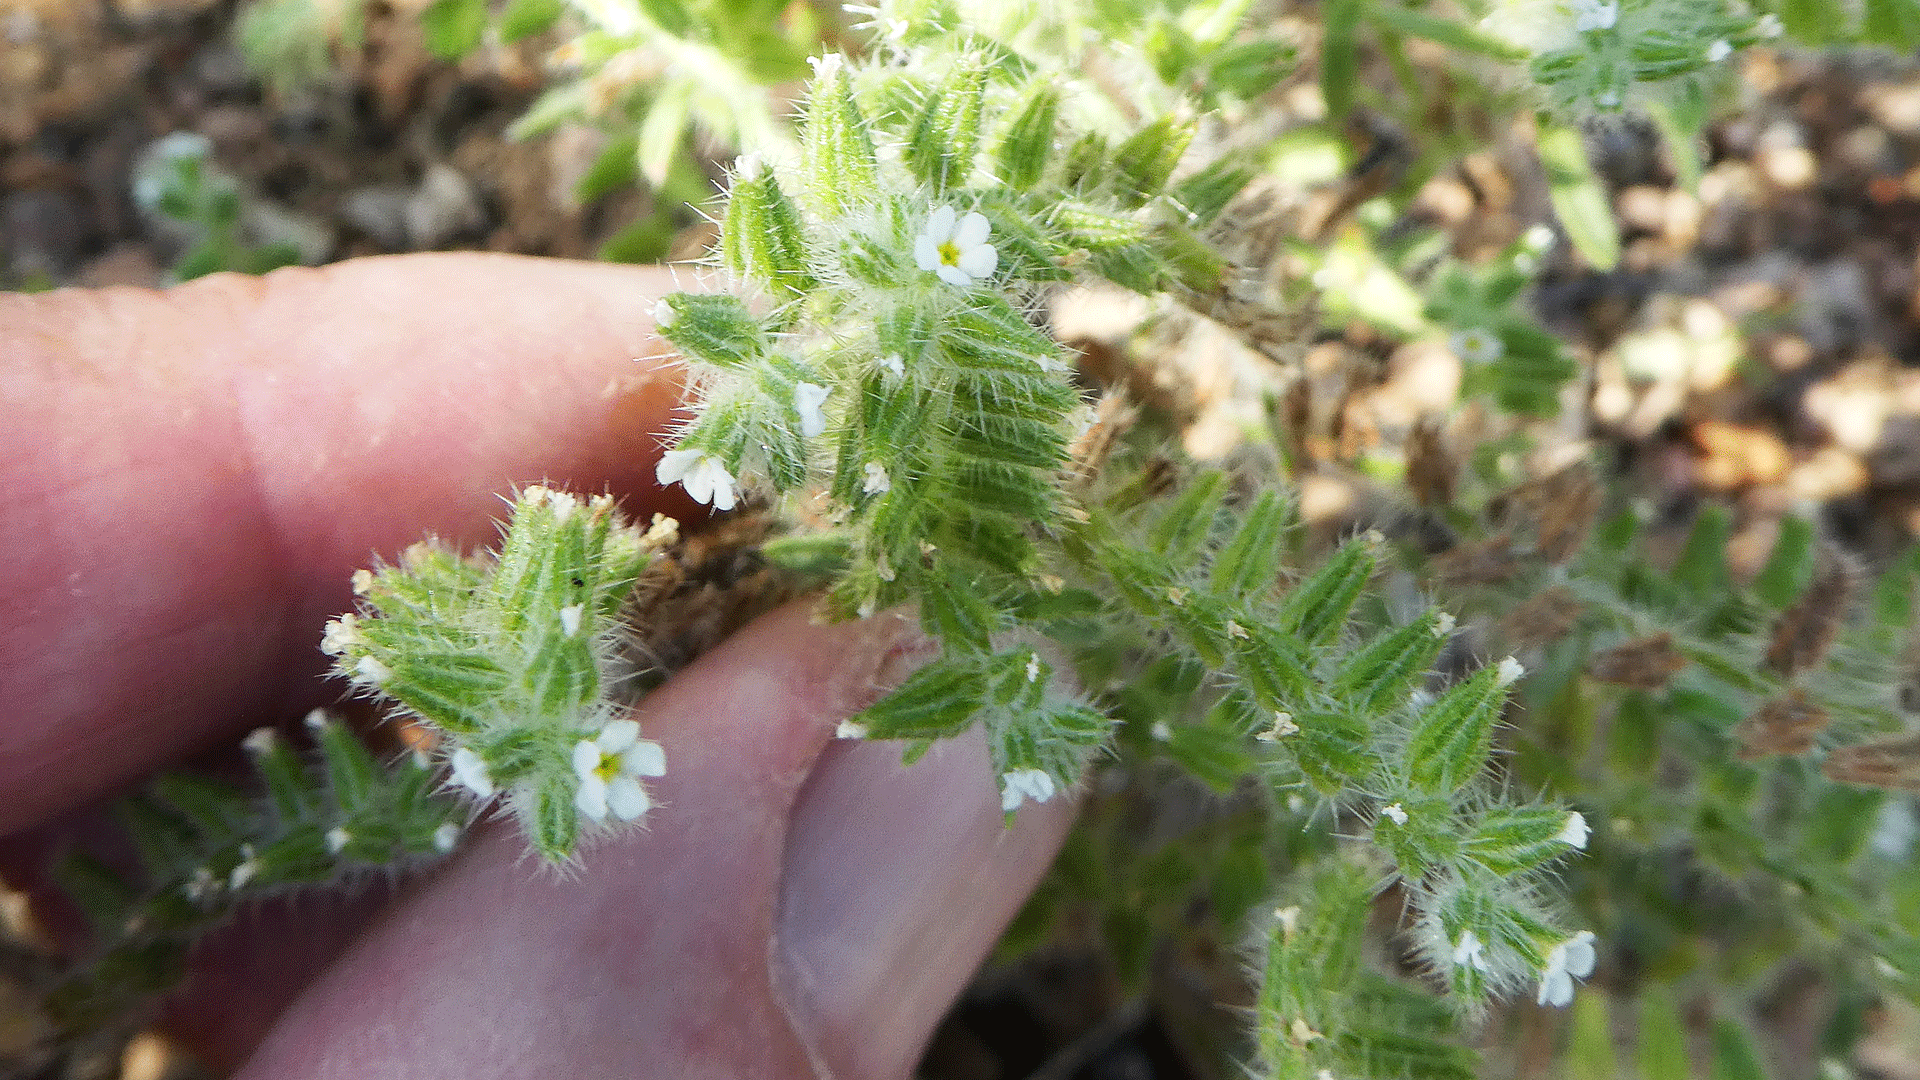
[1536,930,1598,1007]
[652,297,677,329]
[1275,905,1302,937]
[879,353,904,378]
[1381,802,1410,826]
[862,461,892,494]
[573,718,667,822]
[1000,768,1057,812]
[1151,721,1173,741]
[734,151,763,181]
[559,603,585,638]
[1496,656,1526,687]
[794,382,831,438]
[354,655,392,684]
[320,615,362,655]
[1453,930,1490,972]
[835,720,869,740]
[914,205,998,287]
[1557,810,1591,849]
[1707,39,1733,62]
[1523,223,1557,253]
[656,448,739,512]
[229,846,260,890]
[433,822,462,852]
[326,827,352,855]
[1758,13,1782,36]
[1570,0,1618,32]
[1434,612,1457,637]
[1256,711,1299,741]
[808,52,844,79]
[1450,327,1504,364]
[243,727,277,756]
[450,747,496,799]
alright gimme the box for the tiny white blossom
[1536,930,1598,1007]
[1381,802,1410,826]
[1025,653,1042,682]
[1758,13,1782,36]
[1570,0,1618,32]
[1496,656,1526,687]
[1598,89,1622,108]
[1000,768,1057,812]
[808,52,844,79]
[1433,612,1456,637]
[1523,224,1557,253]
[1450,328,1504,364]
[354,655,392,684]
[1557,810,1591,849]
[862,461,892,494]
[1257,711,1300,741]
[320,615,362,655]
[1707,39,1733,62]
[1151,721,1173,741]
[794,382,832,438]
[652,297,677,329]
[432,822,461,853]
[879,353,904,378]
[734,151,763,181]
[304,708,331,731]
[656,448,739,512]
[559,603,585,638]
[243,727,277,755]
[914,204,998,287]
[573,718,667,822]
[450,747,496,799]
[1276,905,1302,937]
[326,827,352,855]
[185,866,217,901]
[1453,929,1490,972]
[836,720,869,740]
[229,846,260,890]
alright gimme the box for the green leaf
[419,0,488,60]
[1332,609,1448,719]
[1460,805,1584,876]
[1109,116,1194,208]
[575,134,640,203]
[1539,123,1620,272]
[1710,1019,1768,1080]
[1364,3,1530,60]
[1866,0,1920,46]
[854,659,987,740]
[1210,489,1288,600]
[1320,0,1363,119]
[996,81,1059,191]
[637,81,692,188]
[597,213,677,264]
[1163,720,1258,793]
[1674,505,1733,596]
[500,0,566,42]
[1405,664,1516,794]
[1567,993,1617,1080]
[1637,987,1692,1080]
[1753,514,1815,609]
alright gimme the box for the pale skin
[0,253,1076,1078]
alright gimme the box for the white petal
[1562,932,1597,977]
[1556,811,1590,849]
[598,718,641,754]
[863,462,891,494]
[680,458,715,504]
[575,774,610,821]
[572,739,602,779]
[913,234,941,272]
[926,203,956,239]
[656,447,700,486]
[607,777,652,820]
[937,263,972,287]
[956,242,998,280]
[559,604,584,637]
[795,381,831,438]
[326,827,351,854]
[652,297,677,328]
[953,210,991,249]
[1381,803,1409,826]
[622,739,667,778]
[1537,969,1573,1007]
[701,460,738,511]
[879,354,904,377]
[451,747,495,798]
[432,822,461,852]
[1000,782,1026,813]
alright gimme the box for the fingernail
[772,731,1076,1079]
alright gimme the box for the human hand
[0,253,1076,1078]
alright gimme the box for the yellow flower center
[594,752,620,782]
[938,239,962,266]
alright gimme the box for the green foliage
[40,712,461,1040]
